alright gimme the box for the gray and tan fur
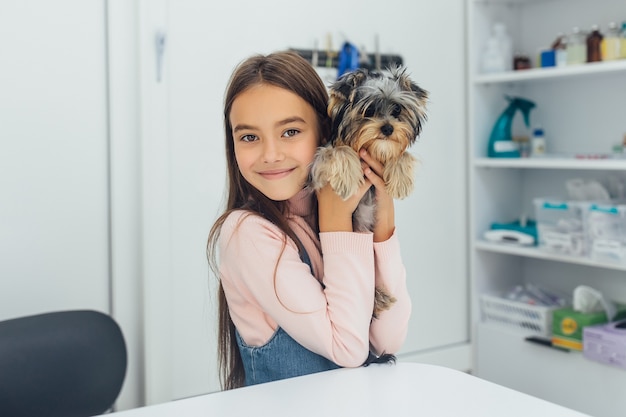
[310,66,428,317]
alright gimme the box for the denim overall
[235,246,340,386]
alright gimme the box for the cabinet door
[140,0,468,404]
[0,1,110,319]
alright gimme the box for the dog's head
[327,66,428,164]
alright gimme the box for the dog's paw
[373,287,397,319]
[386,175,414,200]
[384,153,417,199]
[312,145,363,199]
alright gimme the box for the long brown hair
[207,51,330,390]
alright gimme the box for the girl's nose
[262,139,284,163]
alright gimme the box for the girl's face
[230,84,320,201]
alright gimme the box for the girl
[207,51,411,390]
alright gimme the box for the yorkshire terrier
[310,66,428,319]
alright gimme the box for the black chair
[0,310,127,417]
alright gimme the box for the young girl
[207,51,411,390]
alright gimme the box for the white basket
[480,294,557,337]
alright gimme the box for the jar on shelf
[601,22,621,61]
[513,54,532,70]
[566,27,587,65]
[586,24,603,62]
[531,128,546,157]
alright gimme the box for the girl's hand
[359,149,395,242]
[317,170,373,233]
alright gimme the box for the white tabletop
[111,362,590,417]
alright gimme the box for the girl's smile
[230,84,320,201]
[257,168,296,180]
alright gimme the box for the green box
[552,304,626,350]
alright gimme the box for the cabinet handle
[155,30,166,83]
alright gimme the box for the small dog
[310,66,428,318]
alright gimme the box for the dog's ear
[394,67,429,101]
[330,69,369,102]
[328,69,369,112]
[409,80,429,103]
[327,69,369,129]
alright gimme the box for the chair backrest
[0,310,127,417]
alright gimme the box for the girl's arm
[360,148,412,355]
[220,211,375,367]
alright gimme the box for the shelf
[473,60,626,85]
[473,157,626,170]
[472,0,554,4]
[475,240,626,271]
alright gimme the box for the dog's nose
[381,124,394,136]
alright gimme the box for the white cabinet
[0,1,110,319]
[467,1,626,417]
[0,1,144,410]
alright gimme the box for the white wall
[0,1,110,319]
[139,0,468,406]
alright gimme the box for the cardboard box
[583,319,626,370]
[552,304,626,351]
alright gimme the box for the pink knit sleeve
[219,211,375,367]
[369,233,412,356]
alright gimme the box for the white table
[111,363,591,416]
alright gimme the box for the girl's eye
[283,129,300,138]
[240,134,258,142]
[364,106,375,118]
[391,104,401,118]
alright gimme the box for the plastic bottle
[621,21,626,59]
[487,96,536,158]
[586,25,603,62]
[566,27,587,65]
[601,22,621,61]
[482,23,513,73]
[493,23,513,71]
[531,128,546,157]
[552,33,568,67]
[482,38,506,73]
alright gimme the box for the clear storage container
[586,201,626,264]
[533,198,589,256]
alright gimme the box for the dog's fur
[310,66,428,318]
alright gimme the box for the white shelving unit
[467,1,626,417]
[474,58,626,83]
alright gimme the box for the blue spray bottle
[487,96,536,158]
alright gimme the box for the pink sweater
[218,188,411,367]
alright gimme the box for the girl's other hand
[359,149,395,242]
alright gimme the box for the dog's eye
[364,106,375,118]
[391,104,401,118]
